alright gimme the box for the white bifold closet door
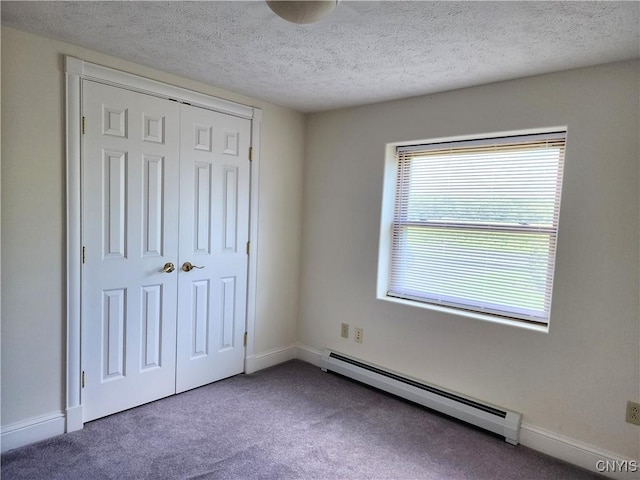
[82,80,250,422]
[175,102,250,393]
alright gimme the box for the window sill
[378,294,550,333]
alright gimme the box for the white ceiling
[2,1,639,112]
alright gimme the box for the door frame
[64,56,262,432]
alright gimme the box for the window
[379,130,566,327]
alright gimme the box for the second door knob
[182,262,205,272]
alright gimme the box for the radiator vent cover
[321,350,522,445]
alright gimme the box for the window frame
[377,128,567,332]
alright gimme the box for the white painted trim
[295,343,323,367]
[65,56,84,76]
[78,58,254,119]
[379,295,549,333]
[65,57,83,429]
[1,412,65,453]
[520,423,639,480]
[244,108,262,371]
[65,406,83,433]
[245,344,297,374]
[65,55,261,431]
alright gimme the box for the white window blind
[389,131,566,325]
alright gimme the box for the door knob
[182,262,205,272]
[161,262,176,273]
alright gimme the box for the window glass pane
[406,148,562,227]
[392,226,553,320]
[389,132,566,325]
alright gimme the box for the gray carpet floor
[1,360,603,480]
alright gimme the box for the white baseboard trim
[65,405,83,432]
[520,423,638,479]
[295,343,638,479]
[245,343,297,374]
[295,342,323,367]
[1,411,65,453]
[3,350,636,480]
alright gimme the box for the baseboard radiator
[321,350,522,445]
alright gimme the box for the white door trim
[64,56,262,431]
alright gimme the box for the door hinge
[82,246,86,264]
[246,241,250,255]
[248,147,253,161]
[82,371,85,388]
[82,116,86,135]
[244,332,248,347]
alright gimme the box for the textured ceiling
[2,1,639,112]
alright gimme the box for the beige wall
[300,61,639,458]
[0,27,304,425]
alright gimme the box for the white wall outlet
[341,323,349,339]
[354,327,363,343]
[626,401,640,425]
